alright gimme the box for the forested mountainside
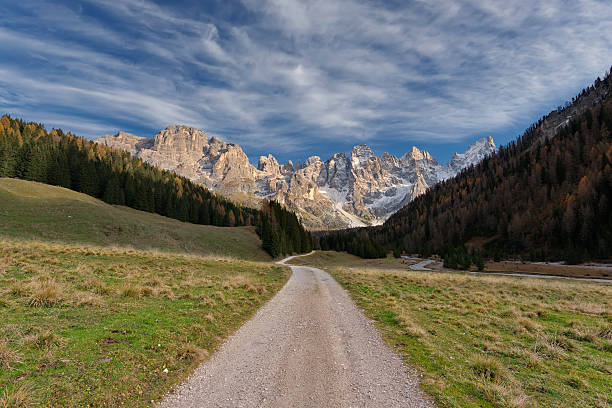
[0,115,312,257]
[320,69,612,262]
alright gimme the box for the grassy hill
[0,178,289,406]
[0,178,270,261]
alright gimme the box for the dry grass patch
[119,283,141,298]
[471,354,503,381]
[597,323,612,340]
[0,383,35,408]
[24,330,65,350]
[27,277,64,307]
[213,291,226,302]
[75,292,102,307]
[0,341,22,369]
[80,277,111,295]
[5,280,27,297]
[516,317,541,333]
[397,312,427,338]
[177,344,208,362]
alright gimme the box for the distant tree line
[320,71,612,263]
[0,115,312,257]
[440,245,484,271]
[257,200,313,258]
[319,229,386,259]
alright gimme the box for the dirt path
[158,255,434,407]
[410,259,435,271]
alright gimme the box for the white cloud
[1,0,611,159]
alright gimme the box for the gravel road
[158,255,435,408]
[409,260,436,271]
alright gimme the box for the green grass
[294,251,612,408]
[0,178,285,405]
[0,178,269,261]
[0,239,288,407]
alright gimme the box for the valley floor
[291,251,612,408]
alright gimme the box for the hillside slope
[321,69,612,261]
[0,178,270,261]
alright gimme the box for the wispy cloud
[0,0,611,161]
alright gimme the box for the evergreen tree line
[0,115,312,257]
[440,246,484,271]
[319,229,386,259]
[256,200,313,258]
[319,71,612,263]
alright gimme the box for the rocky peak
[326,152,349,172]
[402,146,435,163]
[319,152,350,189]
[350,144,375,167]
[152,125,208,153]
[209,136,222,145]
[304,156,322,167]
[467,136,495,152]
[115,131,137,139]
[258,154,281,175]
[448,136,496,172]
[380,152,401,170]
[95,131,147,155]
[280,160,294,174]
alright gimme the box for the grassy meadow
[292,251,612,408]
[0,239,288,407]
[0,178,288,406]
[0,178,269,261]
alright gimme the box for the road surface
[158,254,434,408]
[409,260,436,271]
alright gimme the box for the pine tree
[103,176,124,205]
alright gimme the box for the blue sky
[1,0,611,164]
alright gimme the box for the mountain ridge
[318,68,612,261]
[96,128,496,229]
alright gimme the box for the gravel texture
[158,255,435,408]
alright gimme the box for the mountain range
[319,69,612,261]
[95,129,496,230]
